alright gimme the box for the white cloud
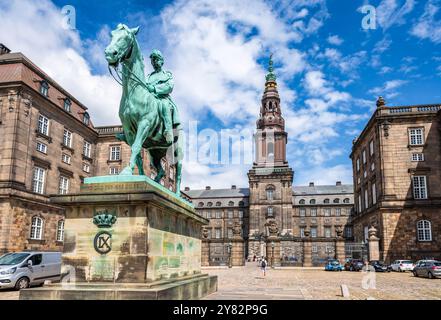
[295,164,353,186]
[0,0,121,126]
[369,79,408,99]
[376,0,416,31]
[410,0,441,44]
[327,35,344,46]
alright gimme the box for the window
[343,198,350,204]
[38,115,49,136]
[362,149,366,164]
[216,211,222,219]
[299,199,305,204]
[299,208,306,217]
[83,163,90,173]
[325,227,331,238]
[207,202,213,207]
[310,208,317,217]
[64,98,71,112]
[413,176,428,199]
[372,183,377,205]
[215,228,221,239]
[364,226,369,242]
[310,199,316,204]
[312,244,318,253]
[266,186,274,200]
[30,216,44,240]
[62,153,71,164]
[333,198,340,204]
[83,141,91,158]
[40,81,49,97]
[412,153,424,162]
[215,201,221,207]
[300,227,305,238]
[63,129,72,148]
[110,146,121,161]
[238,210,243,218]
[36,142,47,154]
[267,207,274,217]
[356,158,360,172]
[227,228,233,239]
[409,128,424,146]
[358,195,362,213]
[371,162,375,171]
[59,176,69,194]
[364,189,369,208]
[198,202,204,208]
[32,167,45,194]
[57,220,65,242]
[109,167,119,175]
[344,226,353,238]
[417,220,432,242]
[228,201,234,206]
[323,199,330,204]
[324,208,331,216]
[369,140,374,156]
[335,208,341,216]
[239,201,244,207]
[30,254,42,266]
[83,112,90,126]
[311,227,317,238]
[227,210,233,219]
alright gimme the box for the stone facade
[350,98,441,263]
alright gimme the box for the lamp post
[271,241,275,268]
[228,242,232,268]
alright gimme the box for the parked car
[344,259,364,271]
[0,251,62,290]
[390,260,414,272]
[369,260,391,272]
[413,260,441,279]
[325,259,343,271]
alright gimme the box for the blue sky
[1,0,440,189]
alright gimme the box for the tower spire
[265,53,277,82]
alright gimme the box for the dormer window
[83,112,90,126]
[64,98,71,112]
[40,81,49,97]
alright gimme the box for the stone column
[266,237,281,267]
[303,230,312,267]
[368,226,380,262]
[231,238,245,266]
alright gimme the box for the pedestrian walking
[260,256,268,277]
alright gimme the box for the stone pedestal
[368,237,380,261]
[335,239,346,263]
[201,240,210,267]
[266,237,281,267]
[20,175,217,300]
[231,238,245,266]
[303,240,312,267]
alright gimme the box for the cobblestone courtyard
[1,263,440,300]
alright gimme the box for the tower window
[64,98,71,112]
[40,81,49,97]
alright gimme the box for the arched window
[30,216,44,240]
[417,220,432,241]
[40,80,49,97]
[57,220,65,242]
[216,201,221,207]
[323,199,330,204]
[83,112,90,125]
[64,98,71,112]
[333,198,340,204]
[207,202,213,207]
[198,202,204,207]
[238,201,244,207]
[343,198,350,204]
[266,185,275,201]
[310,199,316,205]
[228,201,234,207]
[299,199,305,205]
[267,142,274,160]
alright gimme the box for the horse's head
[105,24,140,66]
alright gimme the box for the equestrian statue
[104,24,183,195]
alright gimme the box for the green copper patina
[105,24,182,195]
[266,53,277,82]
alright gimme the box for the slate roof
[183,188,250,199]
[293,184,354,195]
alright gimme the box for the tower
[247,55,294,259]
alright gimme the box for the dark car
[344,259,364,271]
[369,260,391,272]
[413,260,441,279]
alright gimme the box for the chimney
[184,187,190,191]
[336,181,342,186]
[0,44,11,55]
[309,182,314,187]
[231,185,237,189]
[205,186,211,190]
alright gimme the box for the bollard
[341,284,350,298]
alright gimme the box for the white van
[0,251,62,290]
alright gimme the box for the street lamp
[271,241,275,268]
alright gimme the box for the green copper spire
[265,53,277,82]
